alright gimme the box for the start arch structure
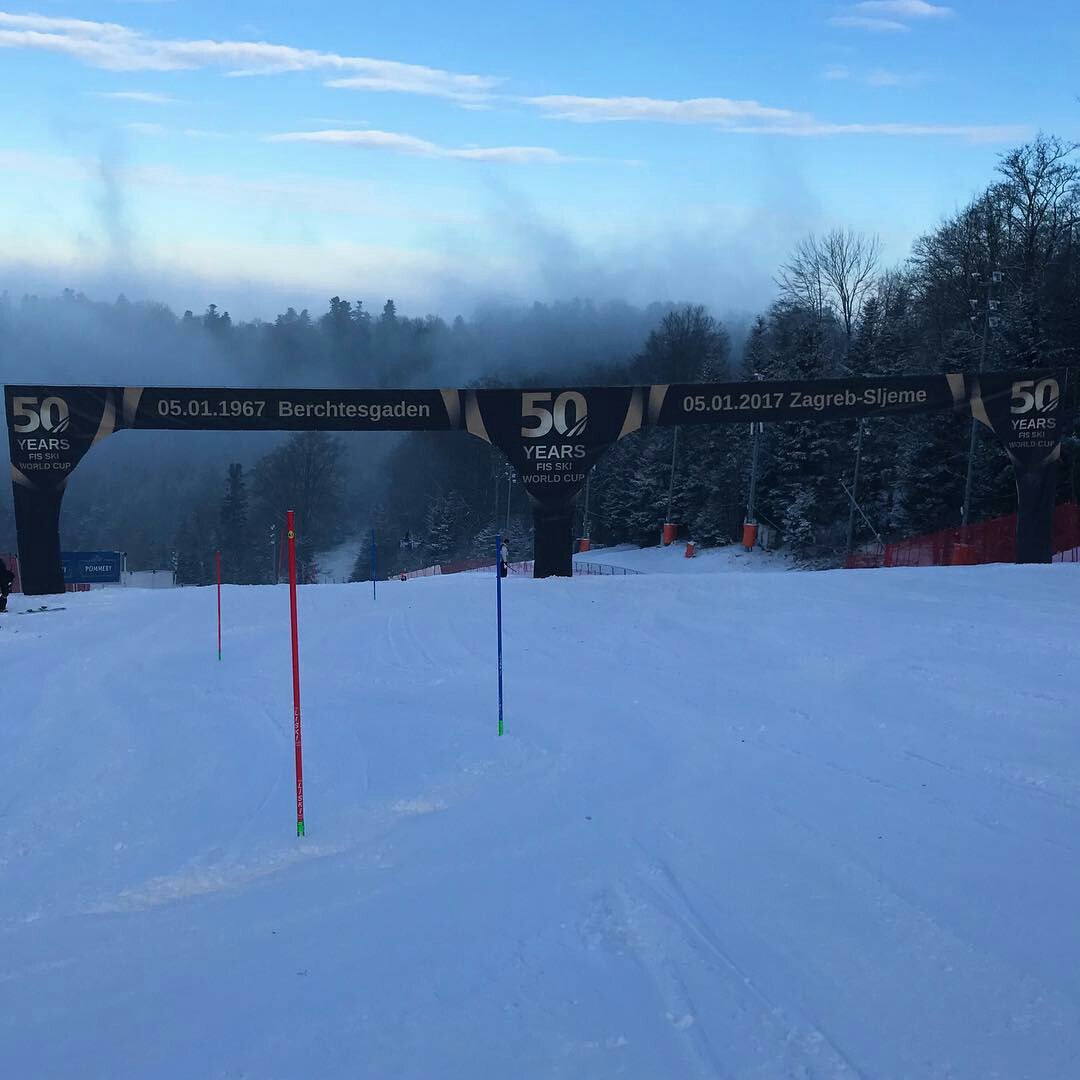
[5,369,1067,595]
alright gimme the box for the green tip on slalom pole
[297,819,305,837]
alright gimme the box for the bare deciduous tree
[775,235,828,319]
[777,228,881,343]
[992,135,1079,360]
[996,134,1079,276]
[821,228,882,342]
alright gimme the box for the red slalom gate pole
[215,550,222,661]
[287,511,305,837]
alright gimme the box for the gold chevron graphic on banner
[618,388,644,440]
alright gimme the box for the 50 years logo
[520,391,588,439]
[1010,378,1059,415]
[10,395,71,435]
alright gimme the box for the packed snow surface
[2,565,1079,1078]
[575,541,793,574]
[314,536,363,583]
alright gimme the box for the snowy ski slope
[2,565,1079,1078]
[573,541,794,575]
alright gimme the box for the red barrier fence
[845,503,1080,569]
[440,557,496,575]
[572,561,644,576]
[403,557,644,579]
[403,558,534,579]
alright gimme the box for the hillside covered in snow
[2,564,1079,1078]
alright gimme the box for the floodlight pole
[961,271,998,531]
[746,421,762,524]
[666,426,680,523]
[582,470,592,540]
[845,419,864,555]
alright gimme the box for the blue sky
[0,1,1077,318]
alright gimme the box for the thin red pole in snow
[215,550,222,661]
[287,511,305,837]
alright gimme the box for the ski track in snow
[609,854,864,1079]
[2,566,1080,1078]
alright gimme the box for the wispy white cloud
[0,147,480,224]
[88,89,179,104]
[523,92,1010,141]
[0,11,499,100]
[121,122,227,138]
[324,73,492,100]
[0,148,76,179]
[730,122,1030,142]
[307,117,373,127]
[865,68,929,87]
[821,66,930,87]
[831,0,952,32]
[271,129,438,154]
[855,0,952,17]
[828,15,910,31]
[0,10,1016,154]
[524,95,803,125]
[452,146,571,163]
[266,128,575,163]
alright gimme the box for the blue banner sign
[62,551,124,584]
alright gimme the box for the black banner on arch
[649,373,966,427]
[4,370,1069,593]
[969,370,1067,563]
[462,387,644,576]
[124,386,462,433]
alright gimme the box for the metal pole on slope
[962,271,997,532]
[666,426,680,523]
[371,527,377,601]
[845,419,865,555]
[746,422,761,524]
[496,532,504,737]
[582,470,592,541]
[215,550,222,661]
[287,511,305,837]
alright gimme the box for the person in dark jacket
[0,557,14,613]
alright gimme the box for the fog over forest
[2,134,1078,581]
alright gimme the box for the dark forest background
[1,135,1078,583]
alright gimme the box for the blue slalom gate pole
[496,532,504,737]
[371,527,377,601]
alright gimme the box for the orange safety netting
[845,503,1080,569]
